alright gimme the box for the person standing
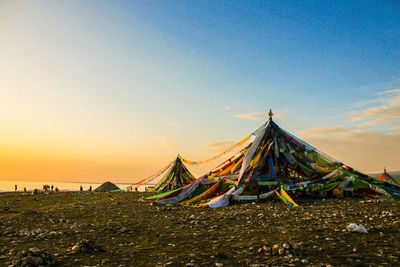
[15,185,17,191]
[80,185,83,192]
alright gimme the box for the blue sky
[0,1,399,181]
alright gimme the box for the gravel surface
[0,192,399,266]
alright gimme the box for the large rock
[94,182,120,192]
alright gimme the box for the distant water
[0,180,147,192]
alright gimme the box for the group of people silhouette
[14,184,59,193]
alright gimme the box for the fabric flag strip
[276,186,299,207]
[179,123,266,165]
[180,134,251,165]
[127,159,175,189]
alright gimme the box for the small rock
[301,259,309,264]
[263,245,271,252]
[272,244,281,255]
[347,223,368,233]
[272,244,280,250]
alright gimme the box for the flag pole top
[268,109,273,120]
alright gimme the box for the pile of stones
[12,248,55,266]
[71,239,105,253]
[18,228,62,238]
[94,182,120,192]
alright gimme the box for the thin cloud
[150,136,168,142]
[204,140,235,148]
[353,98,386,108]
[204,140,235,153]
[303,130,400,173]
[234,112,265,120]
[233,111,285,121]
[300,126,349,137]
[165,142,178,147]
[146,136,182,148]
[273,112,286,120]
[168,122,179,128]
[377,89,400,95]
[223,105,231,111]
[349,93,400,129]
[350,105,400,126]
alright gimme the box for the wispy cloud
[353,78,400,108]
[204,140,235,153]
[350,103,400,128]
[222,105,231,111]
[353,98,386,108]
[300,126,349,137]
[349,90,400,129]
[233,111,286,121]
[377,89,400,95]
[204,140,235,148]
[168,122,180,128]
[273,111,286,120]
[234,112,265,120]
[164,142,178,147]
[145,136,180,147]
[150,136,168,142]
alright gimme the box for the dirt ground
[1,192,399,266]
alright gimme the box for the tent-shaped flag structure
[378,168,400,187]
[150,156,197,192]
[147,111,400,207]
[127,155,196,192]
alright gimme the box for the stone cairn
[12,247,55,266]
[71,239,105,253]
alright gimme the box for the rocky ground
[0,192,400,266]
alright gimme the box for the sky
[0,1,399,183]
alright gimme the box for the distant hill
[369,171,400,182]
